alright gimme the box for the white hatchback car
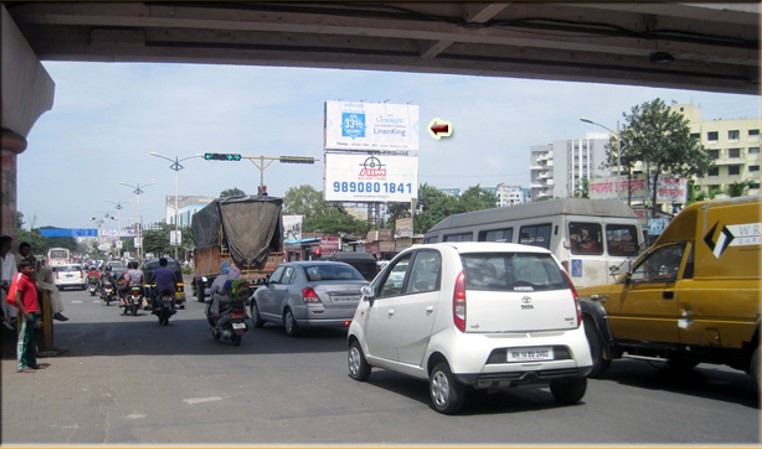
[347,242,593,414]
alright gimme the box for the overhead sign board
[589,175,687,203]
[324,101,419,152]
[324,153,418,203]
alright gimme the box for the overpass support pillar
[1,4,55,239]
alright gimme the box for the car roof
[417,242,552,255]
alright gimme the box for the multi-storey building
[530,136,610,201]
[672,103,760,196]
[495,183,529,207]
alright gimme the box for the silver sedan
[250,261,369,336]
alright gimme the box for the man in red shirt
[8,259,50,373]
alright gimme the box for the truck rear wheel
[195,279,205,302]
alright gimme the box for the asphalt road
[1,284,759,445]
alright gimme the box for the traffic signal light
[204,153,242,161]
[279,156,316,164]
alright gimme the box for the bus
[47,247,71,267]
[423,198,644,287]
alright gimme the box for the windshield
[461,252,567,292]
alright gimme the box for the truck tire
[751,347,760,395]
[196,279,205,302]
[584,316,611,378]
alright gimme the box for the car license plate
[332,295,359,302]
[506,347,554,362]
[232,322,246,330]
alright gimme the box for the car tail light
[561,271,582,328]
[453,271,466,332]
[302,287,322,304]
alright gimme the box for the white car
[347,242,593,414]
[52,264,86,290]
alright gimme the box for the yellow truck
[578,196,760,390]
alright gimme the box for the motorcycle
[122,285,143,316]
[206,296,248,346]
[87,281,98,296]
[100,283,116,306]
[153,289,176,326]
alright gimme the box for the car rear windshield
[303,264,365,281]
[461,252,567,292]
[53,265,82,272]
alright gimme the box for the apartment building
[496,183,530,207]
[530,136,610,200]
[672,103,760,196]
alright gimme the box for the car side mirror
[361,284,375,305]
[256,278,266,286]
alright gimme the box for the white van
[423,198,644,288]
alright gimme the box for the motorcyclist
[100,265,116,299]
[207,263,238,325]
[86,265,102,291]
[151,257,177,314]
[119,261,143,307]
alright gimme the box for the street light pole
[150,152,201,260]
[580,117,623,201]
[106,200,131,259]
[120,181,156,262]
[242,155,317,196]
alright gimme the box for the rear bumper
[456,366,591,389]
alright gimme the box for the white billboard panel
[324,101,419,151]
[324,153,418,202]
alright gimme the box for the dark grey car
[250,261,369,336]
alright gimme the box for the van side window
[569,222,603,255]
[423,236,439,244]
[377,254,412,298]
[518,224,552,249]
[405,250,441,294]
[479,228,513,242]
[444,232,473,242]
[606,224,639,256]
[629,242,686,284]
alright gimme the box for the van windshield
[461,252,567,292]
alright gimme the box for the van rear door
[462,252,579,333]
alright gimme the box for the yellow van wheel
[751,347,760,395]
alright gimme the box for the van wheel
[751,347,760,395]
[584,316,610,378]
[550,377,587,405]
[347,340,371,381]
[283,308,298,337]
[429,362,465,415]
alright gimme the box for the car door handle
[426,306,434,313]
[662,291,674,300]
[388,309,395,316]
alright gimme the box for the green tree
[220,187,245,198]
[726,179,754,197]
[414,184,460,235]
[458,185,498,212]
[617,98,713,212]
[283,185,368,236]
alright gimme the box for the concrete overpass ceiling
[5,2,760,94]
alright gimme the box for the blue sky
[18,61,760,230]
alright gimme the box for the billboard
[589,175,687,203]
[324,101,419,151]
[324,153,418,202]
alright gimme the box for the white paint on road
[71,300,83,304]
[183,396,223,405]
[127,413,147,419]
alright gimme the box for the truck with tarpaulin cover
[190,195,284,302]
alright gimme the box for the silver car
[250,261,369,336]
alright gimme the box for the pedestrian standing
[7,259,50,373]
[1,235,18,330]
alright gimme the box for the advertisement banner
[589,175,687,203]
[324,153,418,202]
[324,101,419,151]
[282,215,304,241]
[395,217,413,238]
